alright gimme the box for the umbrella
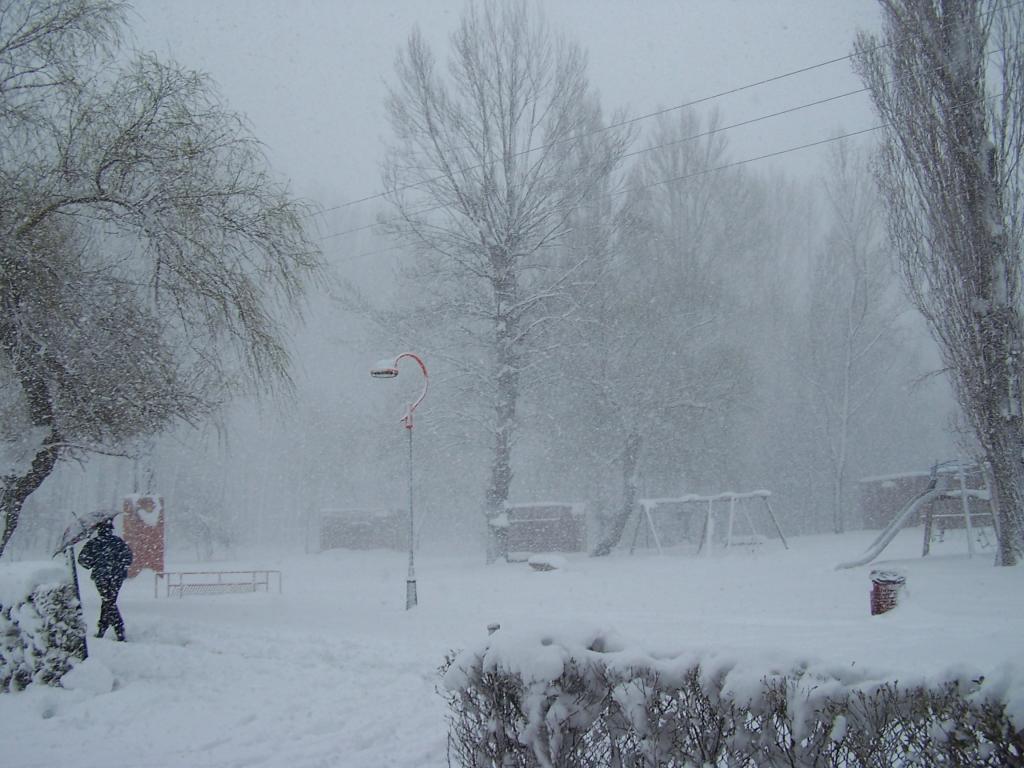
[53,508,121,557]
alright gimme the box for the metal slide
[834,482,943,570]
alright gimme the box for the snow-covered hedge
[0,564,87,692]
[442,629,1023,767]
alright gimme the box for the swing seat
[727,534,766,548]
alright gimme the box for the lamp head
[370,364,399,379]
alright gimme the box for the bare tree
[0,0,322,557]
[381,0,628,544]
[569,110,760,556]
[804,144,903,533]
[855,0,1024,564]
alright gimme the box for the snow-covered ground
[3,528,1022,768]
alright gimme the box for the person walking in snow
[78,520,133,641]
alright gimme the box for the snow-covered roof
[320,507,401,519]
[857,471,932,483]
[858,465,978,484]
[503,501,585,516]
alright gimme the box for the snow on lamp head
[370,357,400,378]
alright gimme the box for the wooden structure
[857,464,990,529]
[123,495,164,577]
[921,461,994,557]
[491,502,587,558]
[838,461,996,569]
[318,508,407,551]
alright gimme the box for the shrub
[442,630,1023,767]
[0,566,87,692]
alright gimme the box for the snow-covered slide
[835,482,943,570]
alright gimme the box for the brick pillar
[123,495,165,577]
[870,568,906,615]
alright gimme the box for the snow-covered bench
[154,570,282,598]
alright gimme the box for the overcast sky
[128,0,883,248]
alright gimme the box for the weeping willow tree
[0,0,322,557]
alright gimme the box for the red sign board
[123,495,165,578]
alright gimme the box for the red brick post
[870,568,905,615]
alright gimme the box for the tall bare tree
[855,0,1024,564]
[0,0,322,557]
[804,144,903,533]
[381,0,628,546]
[572,110,759,556]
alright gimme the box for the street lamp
[370,353,428,610]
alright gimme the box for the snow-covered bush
[442,629,1023,767]
[0,565,87,692]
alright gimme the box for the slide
[835,482,943,570]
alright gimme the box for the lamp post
[370,353,428,609]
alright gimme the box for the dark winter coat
[78,529,133,593]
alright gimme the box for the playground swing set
[836,459,996,570]
[628,490,789,556]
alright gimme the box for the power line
[329,82,1005,267]
[623,124,883,199]
[327,123,884,267]
[309,0,1023,222]
[319,30,1016,247]
[627,87,870,162]
[312,52,862,220]
[319,85,871,243]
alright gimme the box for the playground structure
[630,490,788,556]
[836,460,995,570]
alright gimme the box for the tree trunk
[0,432,61,557]
[484,362,517,562]
[987,430,1024,566]
[970,364,1024,565]
[0,314,62,558]
[592,430,642,557]
[484,276,519,562]
[961,105,1024,564]
[484,353,517,517]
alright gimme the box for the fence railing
[154,570,282,598]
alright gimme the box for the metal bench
[154,570,282,598]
